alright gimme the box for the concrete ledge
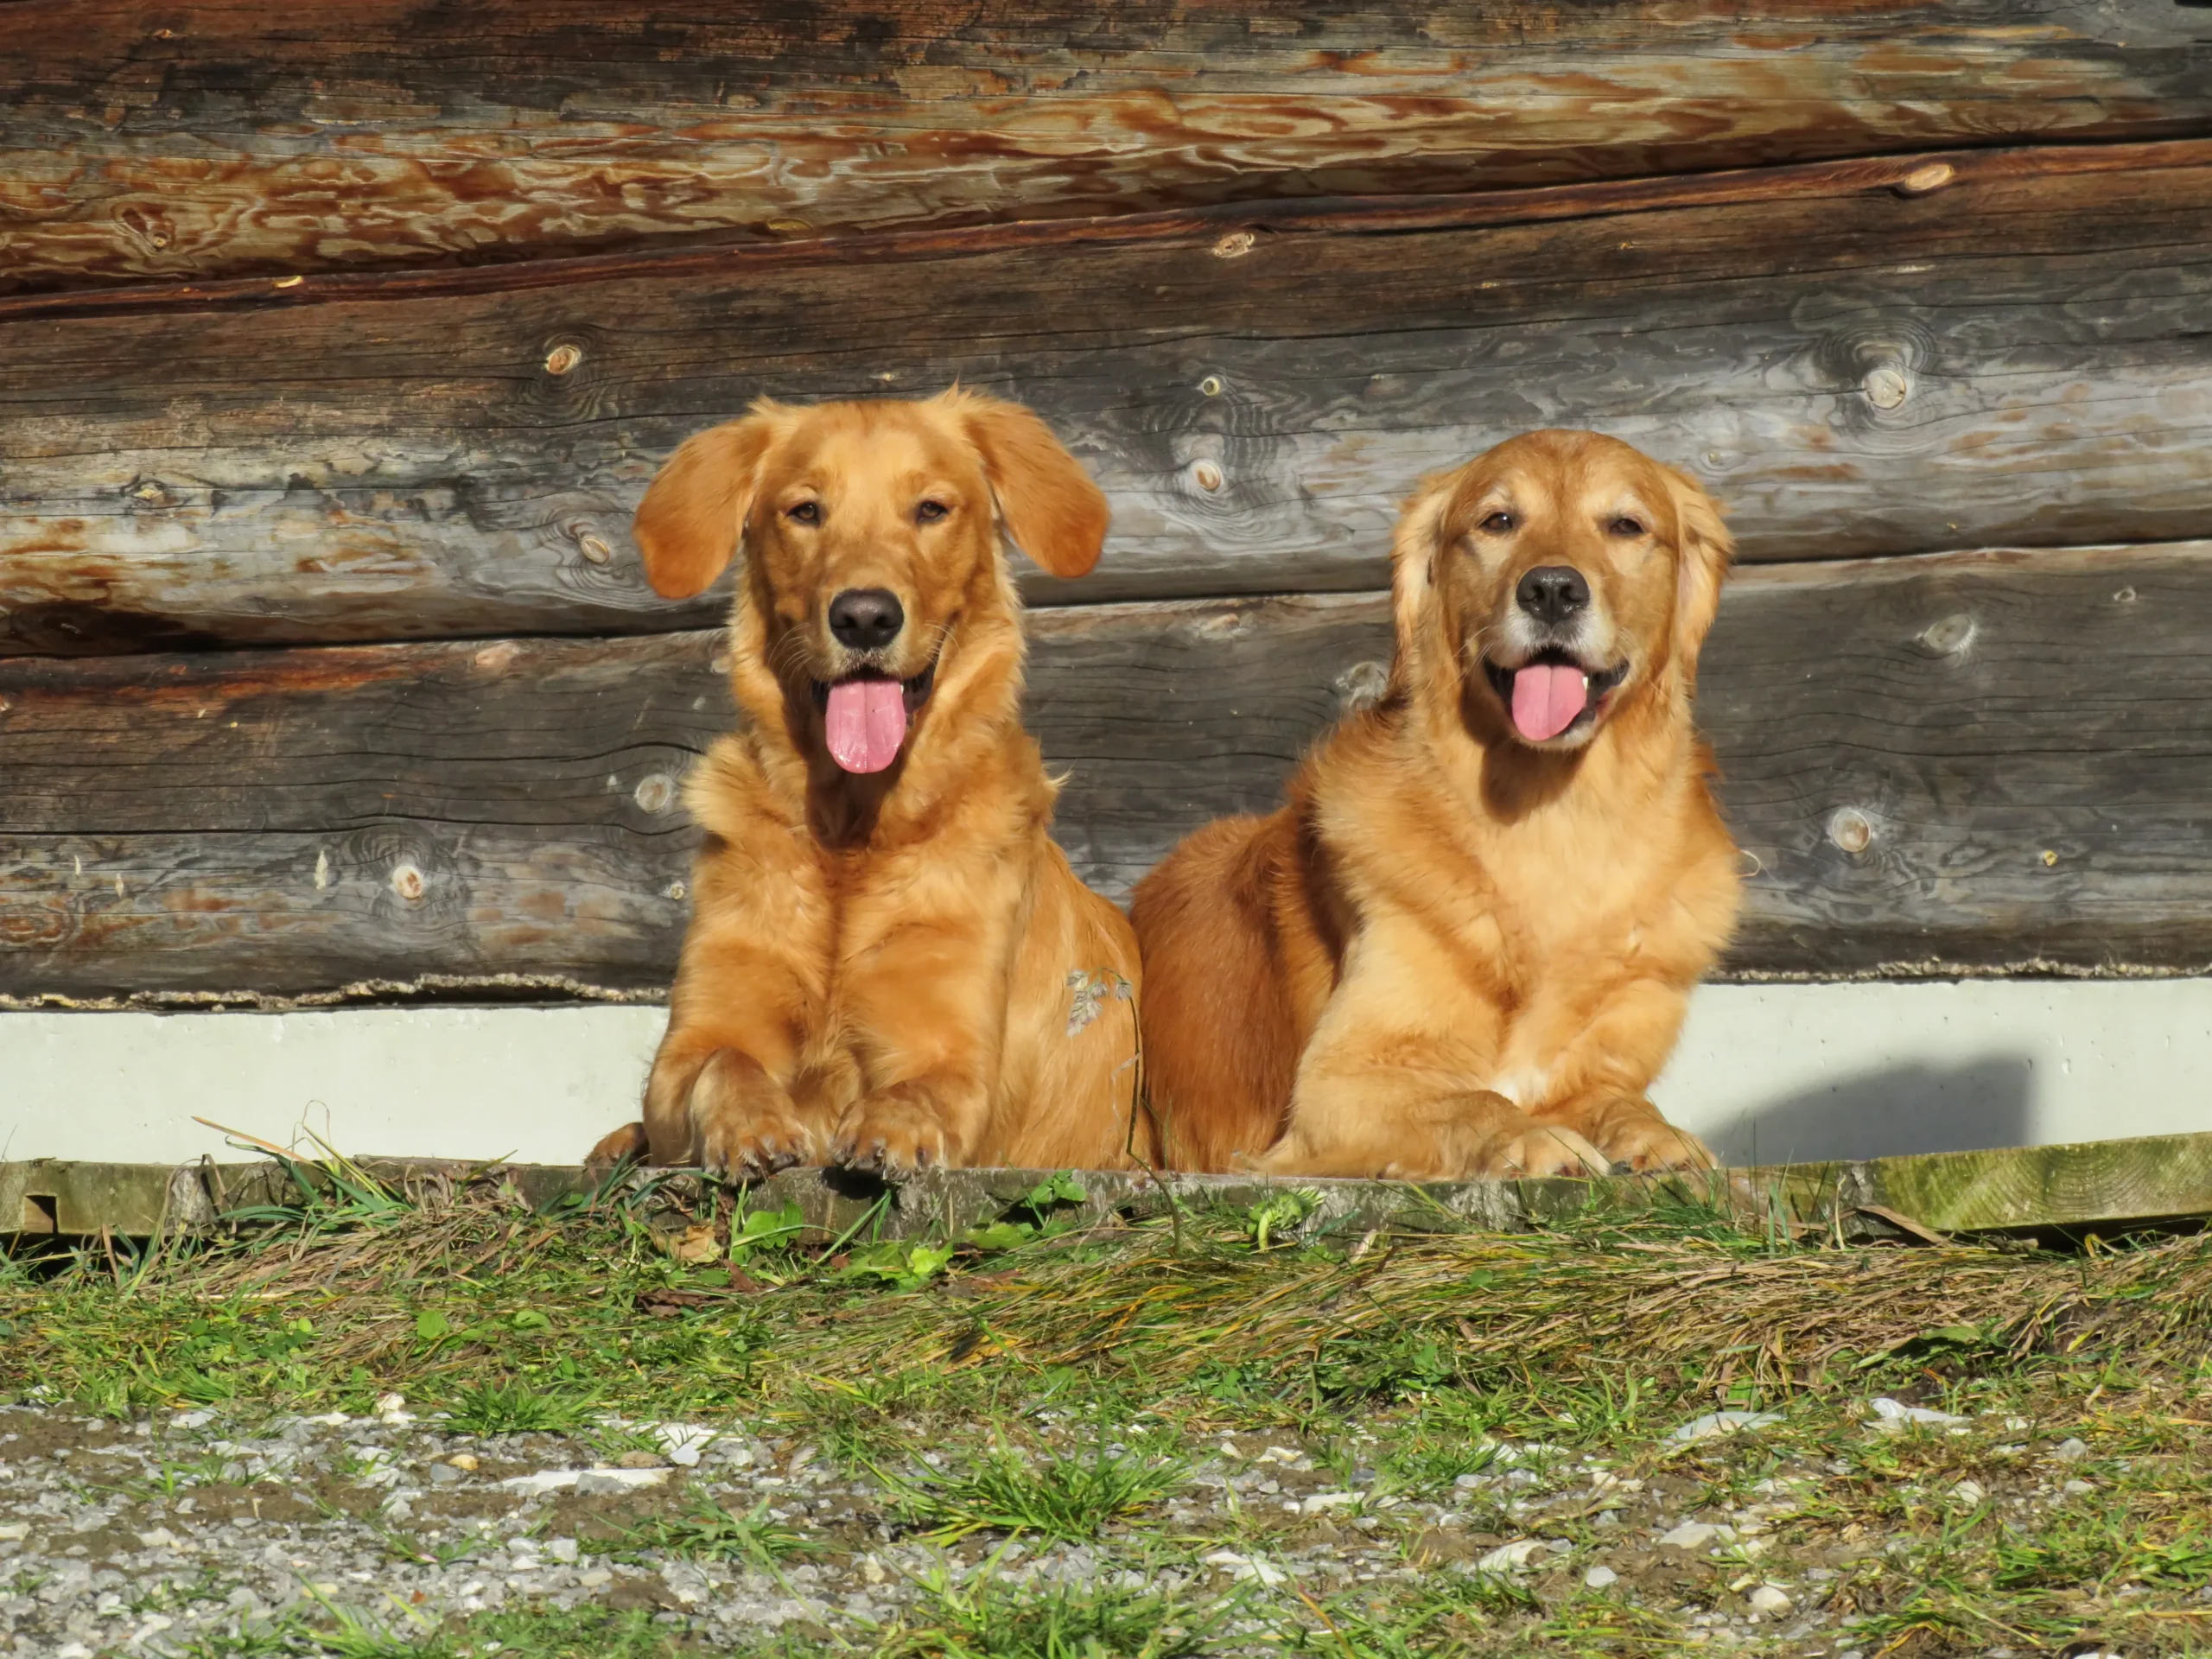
[3,980,2210,1171]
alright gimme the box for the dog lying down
[588,391,1147,1179]
[1133,429,1742,1180]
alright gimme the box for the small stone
[1656,1521,1734,1551]
[448,1453,480,1471]
[1477,1540,1544,1573]
[1669,1409,1784,1444]
[655,1424,717,1467]
[135,1528,179,1550]
[1301,1491,1360,1515]
[1584,1564,1619,1589]
[2063,1478,2094,1496]
[1868,1397,1967,1429]
[1748,1586,1792,1616]
[0,1522,28,1541]
[578,1567,613,1588]
[2052,1437,2091,1462]
[429,1463,465,1485]
[1202,1548,1287,1586]
[374,1392,406,1414]
[617,1449,666,1470]
[1951,1478,1988,1504]
[547,1537,579,1564]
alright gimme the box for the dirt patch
[0,1408,126,1459]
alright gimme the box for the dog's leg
[1536,1096,1715,1174]
[1261,1087,1607,1181]
[829,873,1019,1177]
[1529,976,1714,1173]
[830,1074,977,1176]
[639,1040,817,1178]
[583,1121,649,1177]
[689,1051,817,1178]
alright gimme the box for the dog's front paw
[696,1103,818,1179]
[1590,1112,1715,1174]
[1483,1122,1611,1179]
[831,1097,952,1178]
[585,1121,650,1176]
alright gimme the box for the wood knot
[1198,375,1225,397]
[766,218,813,237]
[1862,366,1910,410]
[2113,587,2138,604]
[1895,162,1955,196]
[543,343,583,376]
[1917,613,1974,656]
[390,863,426,902]
[633,772,677,815]
[1827,808,1874,856]
[1211,230,1257,259]
[572,525,613,565]
[473,642,520,672]
[1334,660,1389,712]
[1191,460,1225,493]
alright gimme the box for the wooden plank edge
[5,134,2209,325]
[9,1132,2209,1239]
[11,957,2212,1014]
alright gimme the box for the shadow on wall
[1707,1055,2035,1167]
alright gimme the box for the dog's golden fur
[588,391,1145,1179]
[1132,430,1740,1179]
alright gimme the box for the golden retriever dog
[1131,430,1740,1179]
[588,390,1146,1179]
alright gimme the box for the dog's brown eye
[1478,511,1516,534]
[786,501,821,525]
[1608,515,1645,537]
[915,499,949,524]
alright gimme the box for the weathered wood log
[5,1,2208,294]
[13,1128,2212,1237]
[3,541,2210,1000]
[7,144,2212,652]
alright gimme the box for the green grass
[617,1491,810,1573]
[876,1435,1191,1545]
[12,1160,2212,1656]
[441,1378,596,1436]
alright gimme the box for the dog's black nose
[1516,565,1591,626]
[827,588,905,650]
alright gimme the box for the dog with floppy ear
[1132,429,1740,1179]
[588,390,1147,1178]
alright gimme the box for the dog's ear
[1663,466,1733,674]
[1388,470,1459,682]
[632,404,789,599]
[948,391,1110,579]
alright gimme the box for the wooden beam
[10,1129,2211,1238]
[6,147,2212,651]
[5,542,2212,1000]
[4,2,2207,293]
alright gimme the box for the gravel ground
[0,1393,2171,1656]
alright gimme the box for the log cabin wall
[3,1,2212,1013]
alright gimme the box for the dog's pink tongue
[1510,663,1589,742]
[824,679,908,773]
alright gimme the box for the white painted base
[1,981,2208,1169]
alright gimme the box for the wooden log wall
[3,1,2211,1005]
